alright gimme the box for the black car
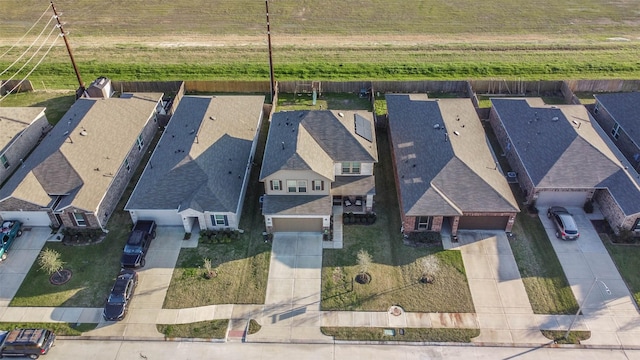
[103,269,138,321]
[120,221,156,268]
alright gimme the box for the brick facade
[0,114,49,185]
[593,102,640,172]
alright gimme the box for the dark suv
[0,328,55,359]
[547,206,580,240]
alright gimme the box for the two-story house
[260,110,378,233]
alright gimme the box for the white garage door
[0,211,51,226]
[272,218,323,233]
[130,210,182,226]
[535,191,589,207]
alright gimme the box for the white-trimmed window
[270,180,282,191]
[612,123,621,140]
[287,180,297,193]
[342,162,361,174]
[415,216,432,230]
[212,214,228,226]
[0,155,9,169]
[297,180,307,193]
[73,213,86,227]
[136,134,144,150]
[312,180,324,191]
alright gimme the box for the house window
[633,219,640,232]
[415,216,432,230]
[287,180,297,193]
[0,155,9,169]
[313,180,324,191]
[73,213,86,227]
[212,214,228,226]
[342,162,361,174]
[298,180,307,193]
[124,159,130,172]
[612,123,621,140]
[270,180,282,191]
[136,134,144,150]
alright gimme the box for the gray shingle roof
[260,110,378,180]
[262,195,332,216]
[0,94,162,211]
[125,95,265,214]
[491,97,640,215]
[594,92,640,144]
[331,175,375,196]
[386,94,518,217]
[0,107,46,151]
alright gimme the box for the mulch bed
[50,269,72,285]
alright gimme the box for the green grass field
[1,1,639,88]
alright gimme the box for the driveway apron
[540,207,640,347]
[248,232,331,343]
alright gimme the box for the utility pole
[50,0,85,97]
[265,0,275,104]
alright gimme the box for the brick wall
[0,114,49,184]
[593,102,640,172]
[489,108,536,202]
[594,189,626,233]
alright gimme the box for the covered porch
[331,175,375,214]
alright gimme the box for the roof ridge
[429,180,463,215]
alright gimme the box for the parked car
[103,269,138,321]
[0,220,22,261]
[0,328,55,359]
[120,220,156,268]
[547,206,580,240]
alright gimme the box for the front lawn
[321,129,474,313]
[157,320,229,339]
[509,212,579,314]
[601,234,640,306]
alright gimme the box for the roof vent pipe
[281,141,285,150]
[444,133,448,142]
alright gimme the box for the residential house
[386,94,519,236]
[592,92,640,172]
[490,97,640,233]
[260,110,378,233]
[0,107,49,185]
[125,95,265,233]
[0,93,164,229]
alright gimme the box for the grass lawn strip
[321,327,480,342]
[321,128,474,313]
[0,322,97,336]
[541,330,591,344]
[0,91,76,125]
[601,234,640,306]
[157,320,229,339]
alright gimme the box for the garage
[130,210,182,226]
[458,216,509,230]
[272,217,323,233]
[535,191,589,207]
[0,211,51,226]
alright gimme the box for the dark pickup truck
[120,220,156,268]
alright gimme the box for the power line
[0,15,56,77]
[0,3,52,59]
[0,34,60,103]
[1,25,57,85]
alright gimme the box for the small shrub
[583,200,594,214]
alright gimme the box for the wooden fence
[184,80,271,93]
[564,79,640,93]
[111,81,184,95]
[470,80,563,95]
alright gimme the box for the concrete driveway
[0,227,50,307]
[85,226,189,338]
[248,232,331,343]
[540,206,640,346]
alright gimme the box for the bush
[583,200,594,214]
